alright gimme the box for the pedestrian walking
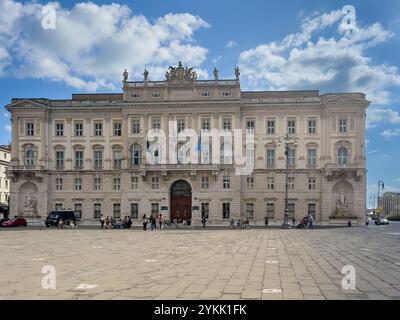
[308,213,314,229]
[230,218,235,229]
[292,217,296,227]
[142,214,148,231]
[265,216,269,227]
[105,216,110,229]
[237,219,241,229]
[158,214,163,230]
[201,216,206,228]
[100,214,105,229]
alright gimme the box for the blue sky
[0,0,399,207]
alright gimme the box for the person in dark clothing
[292,217,296,227]
[265,216,269,227]
[127,216,132,229]
[202,216,206,228]
[142,214,148,231]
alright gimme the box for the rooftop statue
[234,65,240,80]
[213,67,219,81]
[165,61,197,83]
[122,69,129,83]
[143,68,149,81]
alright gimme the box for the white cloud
[0,0,210,91]
[4,125,11,132]
[367,107,400,129]
[381,128,400,138]
[225,40,237,48]
[238,9,400,105]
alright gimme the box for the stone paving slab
[1,222,400,300]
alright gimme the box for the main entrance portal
[170,180,192,222]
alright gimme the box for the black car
[45,210,76,227]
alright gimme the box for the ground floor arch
[170,180,192,222]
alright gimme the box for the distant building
[379,192,400,216]
[5,62,369,225]
[0,145,11,205]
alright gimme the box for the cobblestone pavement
[1,223,400,300]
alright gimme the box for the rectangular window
[113,122,122,136]
[75,177,82,191]
[94,122,103,136]
[246,203,255,219]
[308,119,317,134]
[113,177,121,190]
[94,203,102,219]
[308,203,316,219]
[151,176,160,189]
[266,203,275,218]
[287,120,296,134]
[132,120,140,134]
[201,203,209,219]
[55,203,63,211]
[151,203,159,216]
[131,176,138,189]
[246,176,254,190]
[55,151,64,169]
[288,176,295,190]
[222,203,230,219]
[152,119,161,131]
[308,177,316,190]
[339,118,347,133]
[131,203,139,219]
[75,150,84,168]
[26,122,34,136]
[287,203,295,219]
[94,177,102,190]
[113,203,121,219]
[223,118,232,131]
[201,118,210,131]
[55,122,64,136]
[55,178,63,191]
[267,120,275,134]
[267,176,274,190]
[94,150,103,169]
[75,122,83,136]
[222,176,230,189]
[246,120,255,134]
[266,148,275,168]
[177,119,185,133]
[288,148,296,167]
[307,148,317,167]
[201,176,209,189]
[74,203,82,220]
[222,91,232,97]
[113,150,122,169]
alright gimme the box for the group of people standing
[142,213,165,231]
[100,215,132,229]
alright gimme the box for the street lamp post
[274,133,298,229]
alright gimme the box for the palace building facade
[5,63,369,225]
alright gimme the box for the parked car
[45,210,76,227]
[375,217,389,225]
[0,218,27,227]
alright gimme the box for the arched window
[338,147,348,165]
[25,149,35,167]
[131,144,142,166]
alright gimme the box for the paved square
[1,223,400,300]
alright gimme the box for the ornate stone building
[5,63,369,225]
